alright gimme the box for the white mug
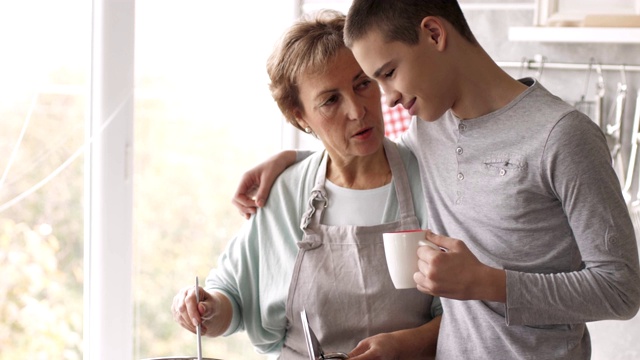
[382,230,439,289]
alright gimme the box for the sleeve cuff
[211,289,242,336]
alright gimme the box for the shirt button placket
[456,146,464,181]
[456,122,466,204]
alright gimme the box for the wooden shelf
[508,26,640,44]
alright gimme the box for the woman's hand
[348,332,403,360]
[171,285,232,337]
[232,150,297,219]
[348,316,441,360]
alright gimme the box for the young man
[343,1,640,359]
[234,1,640,359]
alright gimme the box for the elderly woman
[172,10,441,359]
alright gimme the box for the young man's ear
[420,16,447,49]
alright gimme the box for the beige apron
[280,140,434,359]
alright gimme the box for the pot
[141,357,221,360]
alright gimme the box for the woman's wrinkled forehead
[290,52,342,101]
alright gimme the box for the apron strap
[300,151,330,231]
[382,138,417,220]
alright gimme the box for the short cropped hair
[344,0,477,48]
[266,10,347,132]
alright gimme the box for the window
[2,0,295,359]
[133,1,293,359]
[0,0,90,358]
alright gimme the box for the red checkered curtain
[381,93,412,140]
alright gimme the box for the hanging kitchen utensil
[593,63,606,130]
[518,56,528,79]
[606,66,628,184]
[301,309,349,360]
[574,59,605,126]
[534,54,546,81]
[628,93,640,236]
[623,92,640,204]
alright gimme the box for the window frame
[84,0,135,359]
[83,1,318,358]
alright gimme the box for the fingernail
[192,318,198,327]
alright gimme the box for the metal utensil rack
[497,58,640,73]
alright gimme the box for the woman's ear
[420,16,447,50]
[293,109,308,131]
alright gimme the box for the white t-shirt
[321,179,391,226]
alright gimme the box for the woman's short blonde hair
[267,10,346,132]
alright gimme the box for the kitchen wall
[463,0,640,168]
